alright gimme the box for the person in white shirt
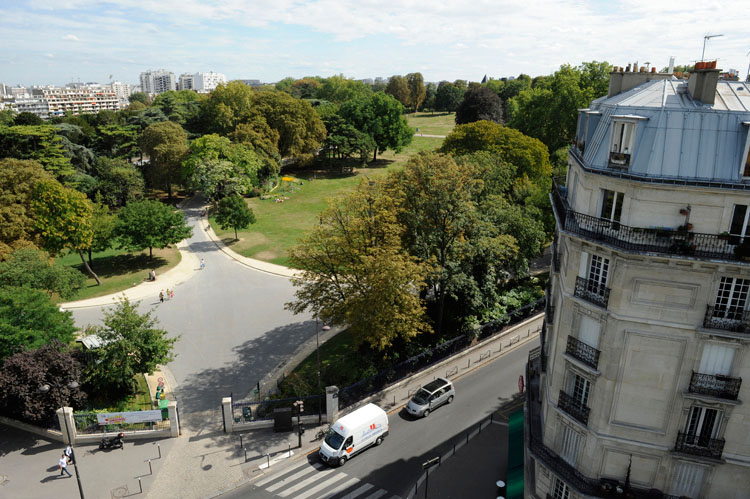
[59,454,71,477]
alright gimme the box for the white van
[319,403,389,467]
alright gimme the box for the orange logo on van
[346,447,353,453]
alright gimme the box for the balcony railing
[689,371,742,401]
[608,151,631,168]
[574,276,610,308]
[566,336,600,370]
[674,432,725,460]
[558,390,590,425]
[551,181,750,263]
[552,243,561,273]
[703,305,750,334]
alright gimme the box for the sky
[1,0,749,87]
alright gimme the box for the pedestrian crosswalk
[254,459,400,499]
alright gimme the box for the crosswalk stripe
[277,467,337,497]
[256,459,313,487]
[338,483,374,499]
[362,489,388,499]
[293,474,348,499]
[266,463,324,492]
[318,477,361,499]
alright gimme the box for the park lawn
[54,246,181,303]
[406,112,456,136]
[213,136,444,266]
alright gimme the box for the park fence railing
[337,298,545,411]
[230,394,324,424]
[73,411,170,434]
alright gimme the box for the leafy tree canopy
[139,121,188,199]
[339,93,413,161]
[385,75,410,107]
[455,86,504,125]
[0,287,77,361]
[83,298,177,396]
[183,133,262,193]
[406,72,426,111]
[14,112,44,126]
[91,157,145,207]
[215,194,256,240]
[0,125,75,178]
[440,120,551,182]
[114,199,193,259]
[317,75,373,104]
[128,92,151,105]
[0,248,85,299]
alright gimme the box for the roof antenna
[702,34,723,61]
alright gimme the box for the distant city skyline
[1,1,749,87]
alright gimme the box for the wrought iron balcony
[558,390,590,426]
[552,243,561,273]
[703,305,750,334]
[608,151,631,168]
[689,371,741,401]
[574,276,610,308]
[566,336,600,370]
[551,181,750,263]
[674,432,725,460]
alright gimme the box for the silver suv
[405,378,455,417]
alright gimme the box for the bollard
[138,477,142,494]
[240,434,243,449]
[148,459,152,475]
[288,443,291,457]
[157,443,161,459]
[244,448,248,463]
[266,453,270,468]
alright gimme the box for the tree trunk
[373,148,377,162]
[234,227,238,240]
[88,248,93,267]
[149,246,153,260]
[78,250,101,286]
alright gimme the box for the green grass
[54,246,181,302]
[212,136,444,266]
[406,112,456,136]
[84,375,154,412]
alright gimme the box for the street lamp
[40,382,85,499]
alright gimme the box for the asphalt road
[70,197,314,429]
[221,340,533,499]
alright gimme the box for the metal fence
[72,411,170,434]
[231,394,324,422]
[337,298,545,410]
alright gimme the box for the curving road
[70,197,314,429]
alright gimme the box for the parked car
[319,403,389,467]
[405,377,455,418]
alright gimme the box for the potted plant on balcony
[718,231,731,241]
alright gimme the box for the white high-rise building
[139,69,176,95]
[192,71,226,92]
[31,86,120,117]
[110,81,132,106]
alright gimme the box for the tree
[83,297,177,396]
[0,248,85,299]
[139,121,188,199]
[0,287,77,360]
[286,180,429,350]
[152,90,201,126]
[31,179,101,285]
[423,82,437,110]
[275,77,296,93]
[321,114,375,163]
[0,341,86,425]
[440,120,551,182]
[0,125,75,179]
[95,123,139,159]
[182,134,262,197]
[88,199,115,266]
[317,75,372,104]
[406,73,426,112]
[252,90,326,158]
[385,75,410,107]
[215,194,256,240]
[290,78,322,99]
[14,112,44,126]
[0,159,54,259]
[114,199,193,259]
[0,109,16,126]
[339,93,413,161]
[92,157,145,207]
[128,92,151,105]
[455,87,504,125]
[434,82,465,112]
[127,107,168,131]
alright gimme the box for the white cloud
[62,34,79,41]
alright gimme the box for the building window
[670,462,706,498]
[599,189,624,224]
[714,276,750,319]
[559,424,582,465]
[569,373,591,407]
[587,255,609,291]
[578,315,601,349]
[552,477,570,499]
[745,146,750,178]
[699,343,735,376]
[684,406,722,445]
[730,205,750,240]
[609,120,637,168]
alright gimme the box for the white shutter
[670,462,705,498]
[559,425,581,465]
[578,251,590,278]
[579,316,601,349]
[699,344,734,375]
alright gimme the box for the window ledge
[563,353,601,377]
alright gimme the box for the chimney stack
[608,60,675,97]
[687,61,720,105]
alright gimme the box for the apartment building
[139,69,176,95]
[30,86,120,117]
[192,71,225,92]
[526,63,750,499]
[178,73,194,91]
[110,81,132,106]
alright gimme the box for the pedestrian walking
[159,290,164,303]
[200,258,205,270]
[170,289,175,300]
[64,444,74,464]
[59,453,71,477]
[166,288,171,300]
[150,269,157,281]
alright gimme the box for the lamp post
[40,381,85,499]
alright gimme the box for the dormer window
[608,115,647,169]
[741,122,750,178]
